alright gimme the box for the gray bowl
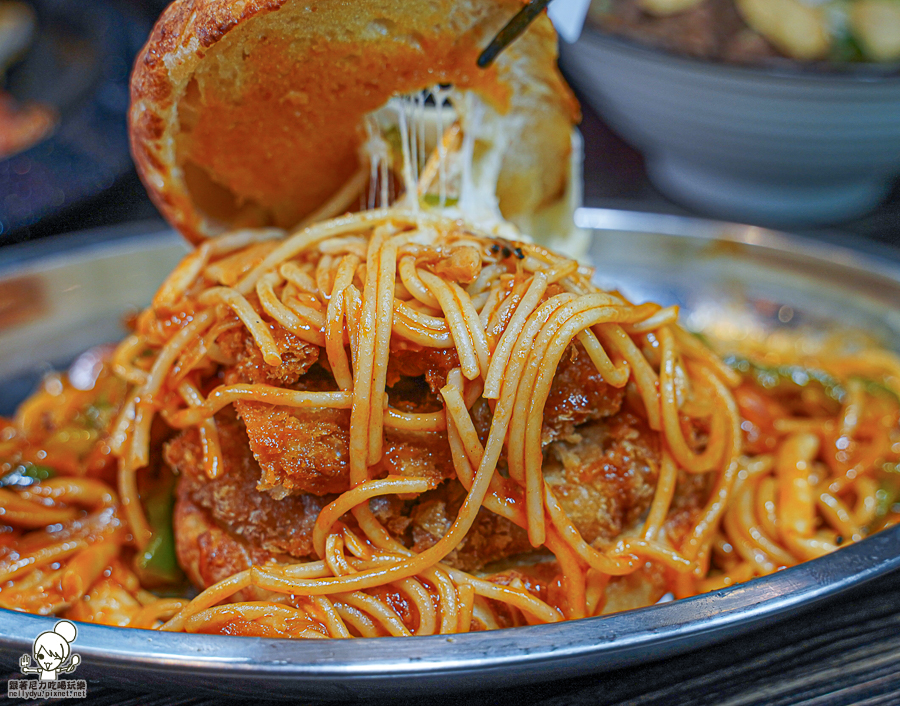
[560,30,900,226]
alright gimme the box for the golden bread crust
[130,0,578,244]
[130,0,287,242]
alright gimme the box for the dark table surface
[3,18,900,702]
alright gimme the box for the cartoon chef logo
[18,620,81,681]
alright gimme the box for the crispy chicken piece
[168,407,681,593]
[218,316,320,388]
[404,483,535,573]
[173,493,277,600]
[235,401,351,497]
[219,311,623,499]
[661,471,710,547]
[236,400,458,498]
[167,407,461,564]
[171,309,660,590]
[219,320,347,496]
[386,346,461,400]
[382,429,457,484]
[544,412,659,546]
[168,408,530,587]
[221,324,463,497]
[367,478,535,573]
[377,411,664,570]
[386,339,623,443]
[166,409,332,560]
[600,563,670,615]
[542,341,625,445]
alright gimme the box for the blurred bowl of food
[559,0,900,227]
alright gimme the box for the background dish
[560,29,900,227]
[0,0,149,240]
[1,209,900,699]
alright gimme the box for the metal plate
[1,210,899,700]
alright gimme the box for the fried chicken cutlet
[166,320,671,591]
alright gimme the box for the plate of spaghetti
[1,0,900,699]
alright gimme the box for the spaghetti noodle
[1,209,898,637]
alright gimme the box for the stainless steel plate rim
[1,527,898,690]
[575,206,900,283]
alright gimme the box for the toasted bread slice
[130,0,580,245]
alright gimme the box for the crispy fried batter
[166,408,331,559]
[386,339,623,444]
[368,478,536,573]
[374,412,664,571]
[235,401,351,497]
[168,410,530,587]
[173,491,276,600]
[227,336,461,497]
[216,319,350,496]
[386,347,460,399]
[218,316,319,388]
[600,563,670,615]
[543,341,625,445]
[167,407,680,592]
[382,429,457,485]
[168,305,670,591]
[544,412,659,546]
[220,326,626,499]
[403,482,534,573]
[663,471,710,547]
[233,402,457,498]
